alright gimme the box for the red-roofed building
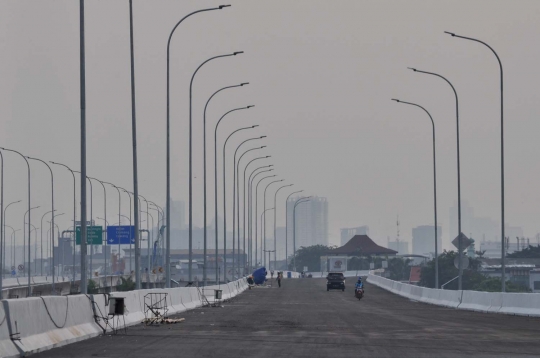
[332,235,398,256]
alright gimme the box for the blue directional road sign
[106,225,135,245]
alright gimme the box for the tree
[287,245,335,271]
[507,245,540,258]
[473,277,530,293]
[475,250,486,258]
[419,250,530,292]
[88,279,99,294]
[387,257,412,281]
[419,250,484,290]
[116,277,135,292]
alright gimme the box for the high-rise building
[449,201,523,243]
[388,240,409,255]
[340,226,369,245]
[169,200,186,230]
[412,225,442,256]
[286,196,328,252]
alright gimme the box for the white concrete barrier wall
[367,272,540,317]
[2,295,103,358]
[0,277,249,358]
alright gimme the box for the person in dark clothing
[277,272,282,288]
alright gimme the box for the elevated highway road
[35,278,540,357]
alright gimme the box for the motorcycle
[355,287,364,300]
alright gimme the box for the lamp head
[252,125,259,128]
[260,136,266,139]
[233,51,244,55]
[444,31,456,37]
[240,82,249,86]
[407,67,417,72]
[391,99,400,102]
[260,146,267,149]
[247,105,254,108]
[266,156,271,158]
[219,5,231,9]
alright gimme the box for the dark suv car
[326,272,345,291]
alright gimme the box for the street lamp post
[293,197,311,272]
[244,161,271,272]
[408,67,463,290]
[204,84,248,284]
[5,225,17,271]
[120,188,133,276]
[40,210,55,276]
[89,177,107,280]
[254,175,276,268]
[218,122,255,282]
[74,171,94,280]
[27,224,38,275]
[23,206,39,295]
[129,192,143,283]
[232,138,265,277]
[247,166,273,269]
[236,149,267,276]
[0,151,2,288]
[149,202,164,268]
[3,200,21,285]
[51,162,77,283]
[392,99,439,288]
[189,51,244,284]
[104,182,121,273]
[139,194,150,284]
[142,211,154,271]
[78,0,89,296]
[1,148,32,296]
[165,4,231,289]
[285,190,303,266]
[273,184,293,269]
[128,0,141,292]
[444,31,506,292]
[261,208,274,268]
[27,157,55,279]
[263,180,283,268]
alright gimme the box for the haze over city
[2,0,540,252]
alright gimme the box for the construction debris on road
[142,317,185,325]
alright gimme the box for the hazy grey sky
[1,0,540,249]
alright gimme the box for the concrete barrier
[458,290,494,312]
[498,293,540,317]
[0,277,255,357]
[367,272,540,317]
[2,295,102,357]
[0,302,19,358]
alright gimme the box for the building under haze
[286,196,328,251]
[169,200,186,231]
[412,225,442,257]
[340,226,369,245]
[388,239,409,255]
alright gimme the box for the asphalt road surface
[35,278,540,358]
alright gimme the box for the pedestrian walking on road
[277,272,282,288]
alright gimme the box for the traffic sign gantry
[106,225,135,245]
[76,226,103,245]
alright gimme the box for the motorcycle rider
[355,277,364,295]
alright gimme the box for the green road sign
[76,226,103,245]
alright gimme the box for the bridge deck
[34,278,540,357]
